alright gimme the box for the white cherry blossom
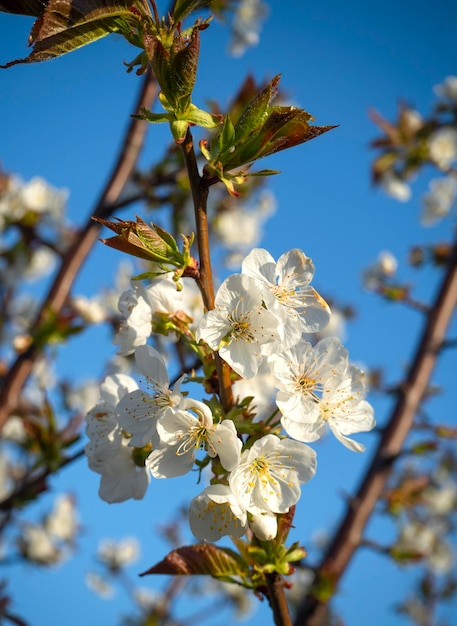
[434,75,457,103]
[395,520,454,574]
[18,525,61,565]
[379,172,411,202]
[229,0,267,57]
[44,494,79,542]
[271,337,349,424]
[421,176,456,226]
[189,484,247,542]
[113,277,185,355]
[213,191,276,267]
[85,374,138,472]
[97,537,140,569]
[113,283,155,355]
[242,248,331,342]
[229,434,317,515]
[147,400,241,478]
[20,176,68,218]
[96,441,151,503]
[85,374,150,503]
[428,127,457,170]
[116,344,184,448]
[362,250,398,291]
[197,273,281,378]
[280,364,375,452]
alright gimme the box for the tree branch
[266,572,293,626]
[179,130,234,412]
[0,448,85,515]
[293,236,457,626]
[0,70,158,433]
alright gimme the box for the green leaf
[172,0,211,23]
[1,0,136,68]
[249,169,280,176]
[171,118,190,143]
[186,105,221,129]
[218,115,236,153]
[151,222,180,254]
[93,215,180,263]
[201,74,336,197]
[256,110,336,160]
[135,220,171,258]
[170,26,200,111]
[140,544,249,578]
[232,74,280,148]
[135,107,172,124]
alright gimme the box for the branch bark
[180,130,234,412]
[266,572,293,626]
[293,238,457,626]
[0,70,158,433]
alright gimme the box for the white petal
[328,423,366,452]
[117,390,158,448]
[156,407,198,446]
[249,512,278,541]
[134,344,169,386]
[146,443,193,478]
[210,420,242,471]
[100,374,138,406]
[241,247,276,286]
[98,448,150,503]
[276,248,314,286]
[189,488,247,542]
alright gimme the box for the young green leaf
[172,0,211,24]
[1,0,137,67]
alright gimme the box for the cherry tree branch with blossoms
[1,3,456,626]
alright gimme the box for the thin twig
[266,572,293,626]
[0,70,158,433]
[179,130,234,412]
[293,236,457,626]
[0,448,85,514]
[179,130,215,310]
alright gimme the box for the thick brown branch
[293,237,457,626]
[0,71,158,433]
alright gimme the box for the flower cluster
[85,247,375,542]
[16,494,79,566]
[372,76,457,225]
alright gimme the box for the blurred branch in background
[0,70,157,433]
[294,235,457,626]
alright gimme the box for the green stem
[180,130,234,412]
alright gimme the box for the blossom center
[272,283,303,311]
[176,425,211,456]
[151,390,175,409]
[227,312,255,342]
[248,456,276,490]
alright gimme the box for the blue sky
[1,1,457,625]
